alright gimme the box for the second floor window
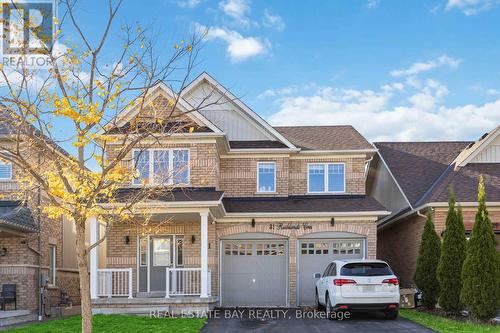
[0,159,12,180]
[257,162,276,193]
[308,163,345,193]
[133,149,189,185]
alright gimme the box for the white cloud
[202,25,270,62]
[446,0,498,15]
[267,79,499,141]
[367,0,380,9]
[258,83,317,99]
[177,0,203,8]
[390,55,461,77]
[219,0,251,26]
[470,84,500,96]
[263,9,285,31]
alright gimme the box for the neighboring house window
[308,163,345,193]
[257,162,276,192]
[48,245,56,285]
[133,149,189,185]
[0,158,12,180]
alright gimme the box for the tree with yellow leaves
[0,1,219,332]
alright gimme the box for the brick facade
[0,140,80,313]
[378,206,500,287]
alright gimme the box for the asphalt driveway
[201,309,435,333]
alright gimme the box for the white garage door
[221,239,287,307]
[298,238,364,305]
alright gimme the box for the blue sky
[30,0,500,142]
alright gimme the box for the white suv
[315,260,400,320]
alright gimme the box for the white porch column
[89,216,98,299]
[200,212,209,298]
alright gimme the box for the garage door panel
[222,240,286,307]
[298,239,364,305]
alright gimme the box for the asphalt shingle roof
[274,125,373,151]
[223,195,387,213]
[103,187,224,203]
[375,141,471,206]
[425,163,500,203]
[0,201,38,232]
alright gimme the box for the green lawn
[5,315,206,333]
[400,309,500,333]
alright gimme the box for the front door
[150,235,173,291]
[138,235,184,293]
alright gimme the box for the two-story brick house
[0,116,80,320]
[89,72,389,313]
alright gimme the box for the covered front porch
[89,191,223,314]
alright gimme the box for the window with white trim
[257,162,276,193]
[0,156,12,180]
[308,163,345,193]
[133,149,189,185]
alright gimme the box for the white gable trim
[110,82,223,134]
[182,72,298,150]
[456,126,500,167]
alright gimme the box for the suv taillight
[333,279,357,286]
[382,278,399,285]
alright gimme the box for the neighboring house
[367,127,500,287]
[89,72,389,313]
[0,116,80,316]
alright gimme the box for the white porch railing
[165,268,211,297]
[96,268,133,298]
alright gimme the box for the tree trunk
[75,221,92,333]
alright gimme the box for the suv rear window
[340,262,393,276]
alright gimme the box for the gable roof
[107,81,223,135]
[275,125,373,151]
[375,141,471,206]
[182,72,297,149]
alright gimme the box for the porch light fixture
[0,247,7,256]
[251,219,256,228]
[191,235,196,244]
[331,217,335,226]
[124,236,130,245]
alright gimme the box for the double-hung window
[133,149,189,185]
[257,162,276,193]
[308,163,345,193]
[0,154,12,180]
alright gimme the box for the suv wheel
[385,310,399,320]
[315,290,323,310]
[326,294,335,320]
